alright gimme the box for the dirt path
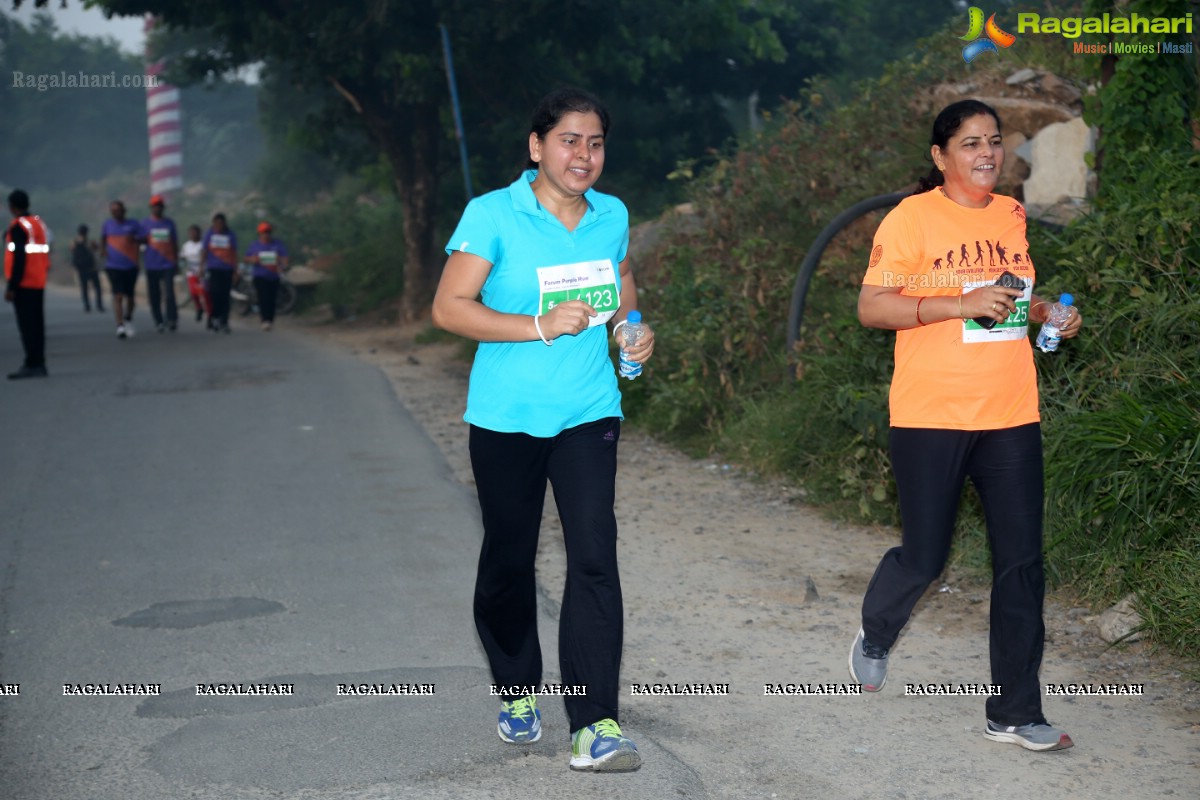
[299,317,1199,799]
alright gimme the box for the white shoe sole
[497,723,541,744]
[569,747,642,771]
[983,728,1074,751]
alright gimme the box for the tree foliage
[1083,0,1199,191]
[0,12,146,190]
[626,13,1200,660]
[13,0,961,315]
[0,12,262,193]
[66,0,956,316]
[87,0,457,318]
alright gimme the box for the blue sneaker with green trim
[569,718,641,771]
[497,694,541,743]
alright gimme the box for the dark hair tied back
[915,99,1002,194]
[525,87,611,170]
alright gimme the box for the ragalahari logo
[960,7,1017,63]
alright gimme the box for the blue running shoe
[497,694,541,743]
[569,718,641,771]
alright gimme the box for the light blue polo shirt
[444,169,628,437]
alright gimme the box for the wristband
[916,297,928,326]
[612,319,628,339]
[533,313,552,346]
[957,294,964,319]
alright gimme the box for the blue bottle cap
[627,310,641,323]
[1059,293,1073,306]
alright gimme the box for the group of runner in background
[70,196,290,336]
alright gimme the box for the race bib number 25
[537,259,620,328]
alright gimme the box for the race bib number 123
[537,259,620,328]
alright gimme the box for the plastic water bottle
[618,310,647,380]
[1035,293,1074,353]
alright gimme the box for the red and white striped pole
[144,14,183,197]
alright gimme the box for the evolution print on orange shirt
[862,190,1040,431]
[866,193,1034,295]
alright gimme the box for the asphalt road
[0,288,699,799]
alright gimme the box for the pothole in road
[112,597,286,629]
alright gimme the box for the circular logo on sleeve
[869,245,883,268]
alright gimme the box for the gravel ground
[301,317,1200,799]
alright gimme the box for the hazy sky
[3,3,264,81]
[3,1,145,55]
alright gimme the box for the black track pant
[207,269,233,327]
[469,417,623,733]
[861,423,1047,725]
[12,288,45,368]
[254,277,278,323]
[146,269,177,326]
[76,268,102,310]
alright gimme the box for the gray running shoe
[848,627,888,691]
[984,719,1074,751]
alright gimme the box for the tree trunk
[348,89,443,322]
[384,102,442,321]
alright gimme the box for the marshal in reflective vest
[5,215,51,289]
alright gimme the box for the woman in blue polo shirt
[432,87,654,773]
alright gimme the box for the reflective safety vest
[5,215,50,289]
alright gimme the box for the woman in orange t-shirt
[847,100,1082,751]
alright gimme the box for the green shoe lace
[591,718,623,739]
[573,717,625,754]
[503,694,537,721]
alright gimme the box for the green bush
[297,181,406,317]
[629,21,1198,663]
[1035,150,1200,657]
[629,28,1079,507]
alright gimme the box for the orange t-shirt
[862,190,1039,430]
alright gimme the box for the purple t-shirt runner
[245,239,289,281]
[102,218,143,270]
[202,228,238,271]
[142,216,179,271]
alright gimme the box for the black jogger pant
[469,417,623,733]
[206,269,233,327]
[76,268,102,310]
[12,288,45,368]
[254,276,278,323]
[145,268,178,326]
[861,423,1046,726]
